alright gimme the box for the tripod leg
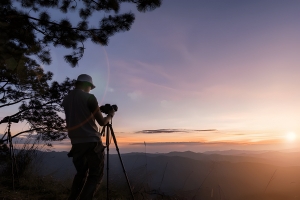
[108,125,135,200]
[8,141,15,190]
[105,126,110,200]
[7,128,19,190]
[10,145,19,186]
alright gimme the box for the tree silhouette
[0,61,75,141]
[1,0,162,67]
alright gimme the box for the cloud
[108,87,114,92]
[127,91,142,100]
[130,141,249,146]
[136,129,217,134]
[194,129,217,132]
[136,129,188,134]
[131,142,204,145]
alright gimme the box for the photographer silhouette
[62,74,114,200]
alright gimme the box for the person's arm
[93,107,114,126]
[88,95,115,126]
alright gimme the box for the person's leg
[79,142,105,200]
[68,144,90,200]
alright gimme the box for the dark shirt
[87,95,99,113]
[62,89,100,144]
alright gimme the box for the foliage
[0,0,162,68]
[0,140,37,178]
[0,62,75,141]
[0,143,10,168]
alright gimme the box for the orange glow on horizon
[114,131,285,146]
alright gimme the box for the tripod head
[0,116,19,143]
[0,116,19,124]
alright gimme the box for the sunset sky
[1,0,300,153]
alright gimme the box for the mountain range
[32,150,300,200]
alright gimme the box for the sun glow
[286,132,296,142]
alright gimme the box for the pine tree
[0,0,162,67]
[0,62,75,141]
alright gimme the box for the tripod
[0,116,19,190]
[101,122,135,200]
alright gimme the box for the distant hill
[162,150,300,166]
[203,149,269,155]
[32,150,300,200]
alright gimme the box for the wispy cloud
[131,142,204,145]
[127,90,142,100]
[111,60,201,99]
[136,129,188,134]
[194,129,217,132]
[130,141,249,146]
[136,129,217,134]
[108,87,114,92]
[130,139,283,146]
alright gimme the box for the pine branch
[24,15,95,32]
[28,22,49,37]
[0,97,32,109]
[28,22,65,48]
[10,98,63,118]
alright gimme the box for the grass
[0,141,71,200]
[0,148,177,200]
[0,175,70,200]
[0,175,179,200]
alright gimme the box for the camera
[100,104,118,114]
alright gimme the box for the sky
[1,0,300,153]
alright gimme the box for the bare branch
[0,90,6,101]
[11,128,44,139]
[0,97,32,109]
[0,81,9,90]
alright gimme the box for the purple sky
[1,0,300,153]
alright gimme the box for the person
[62,74,115,200]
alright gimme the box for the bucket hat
[76,74,95,89]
